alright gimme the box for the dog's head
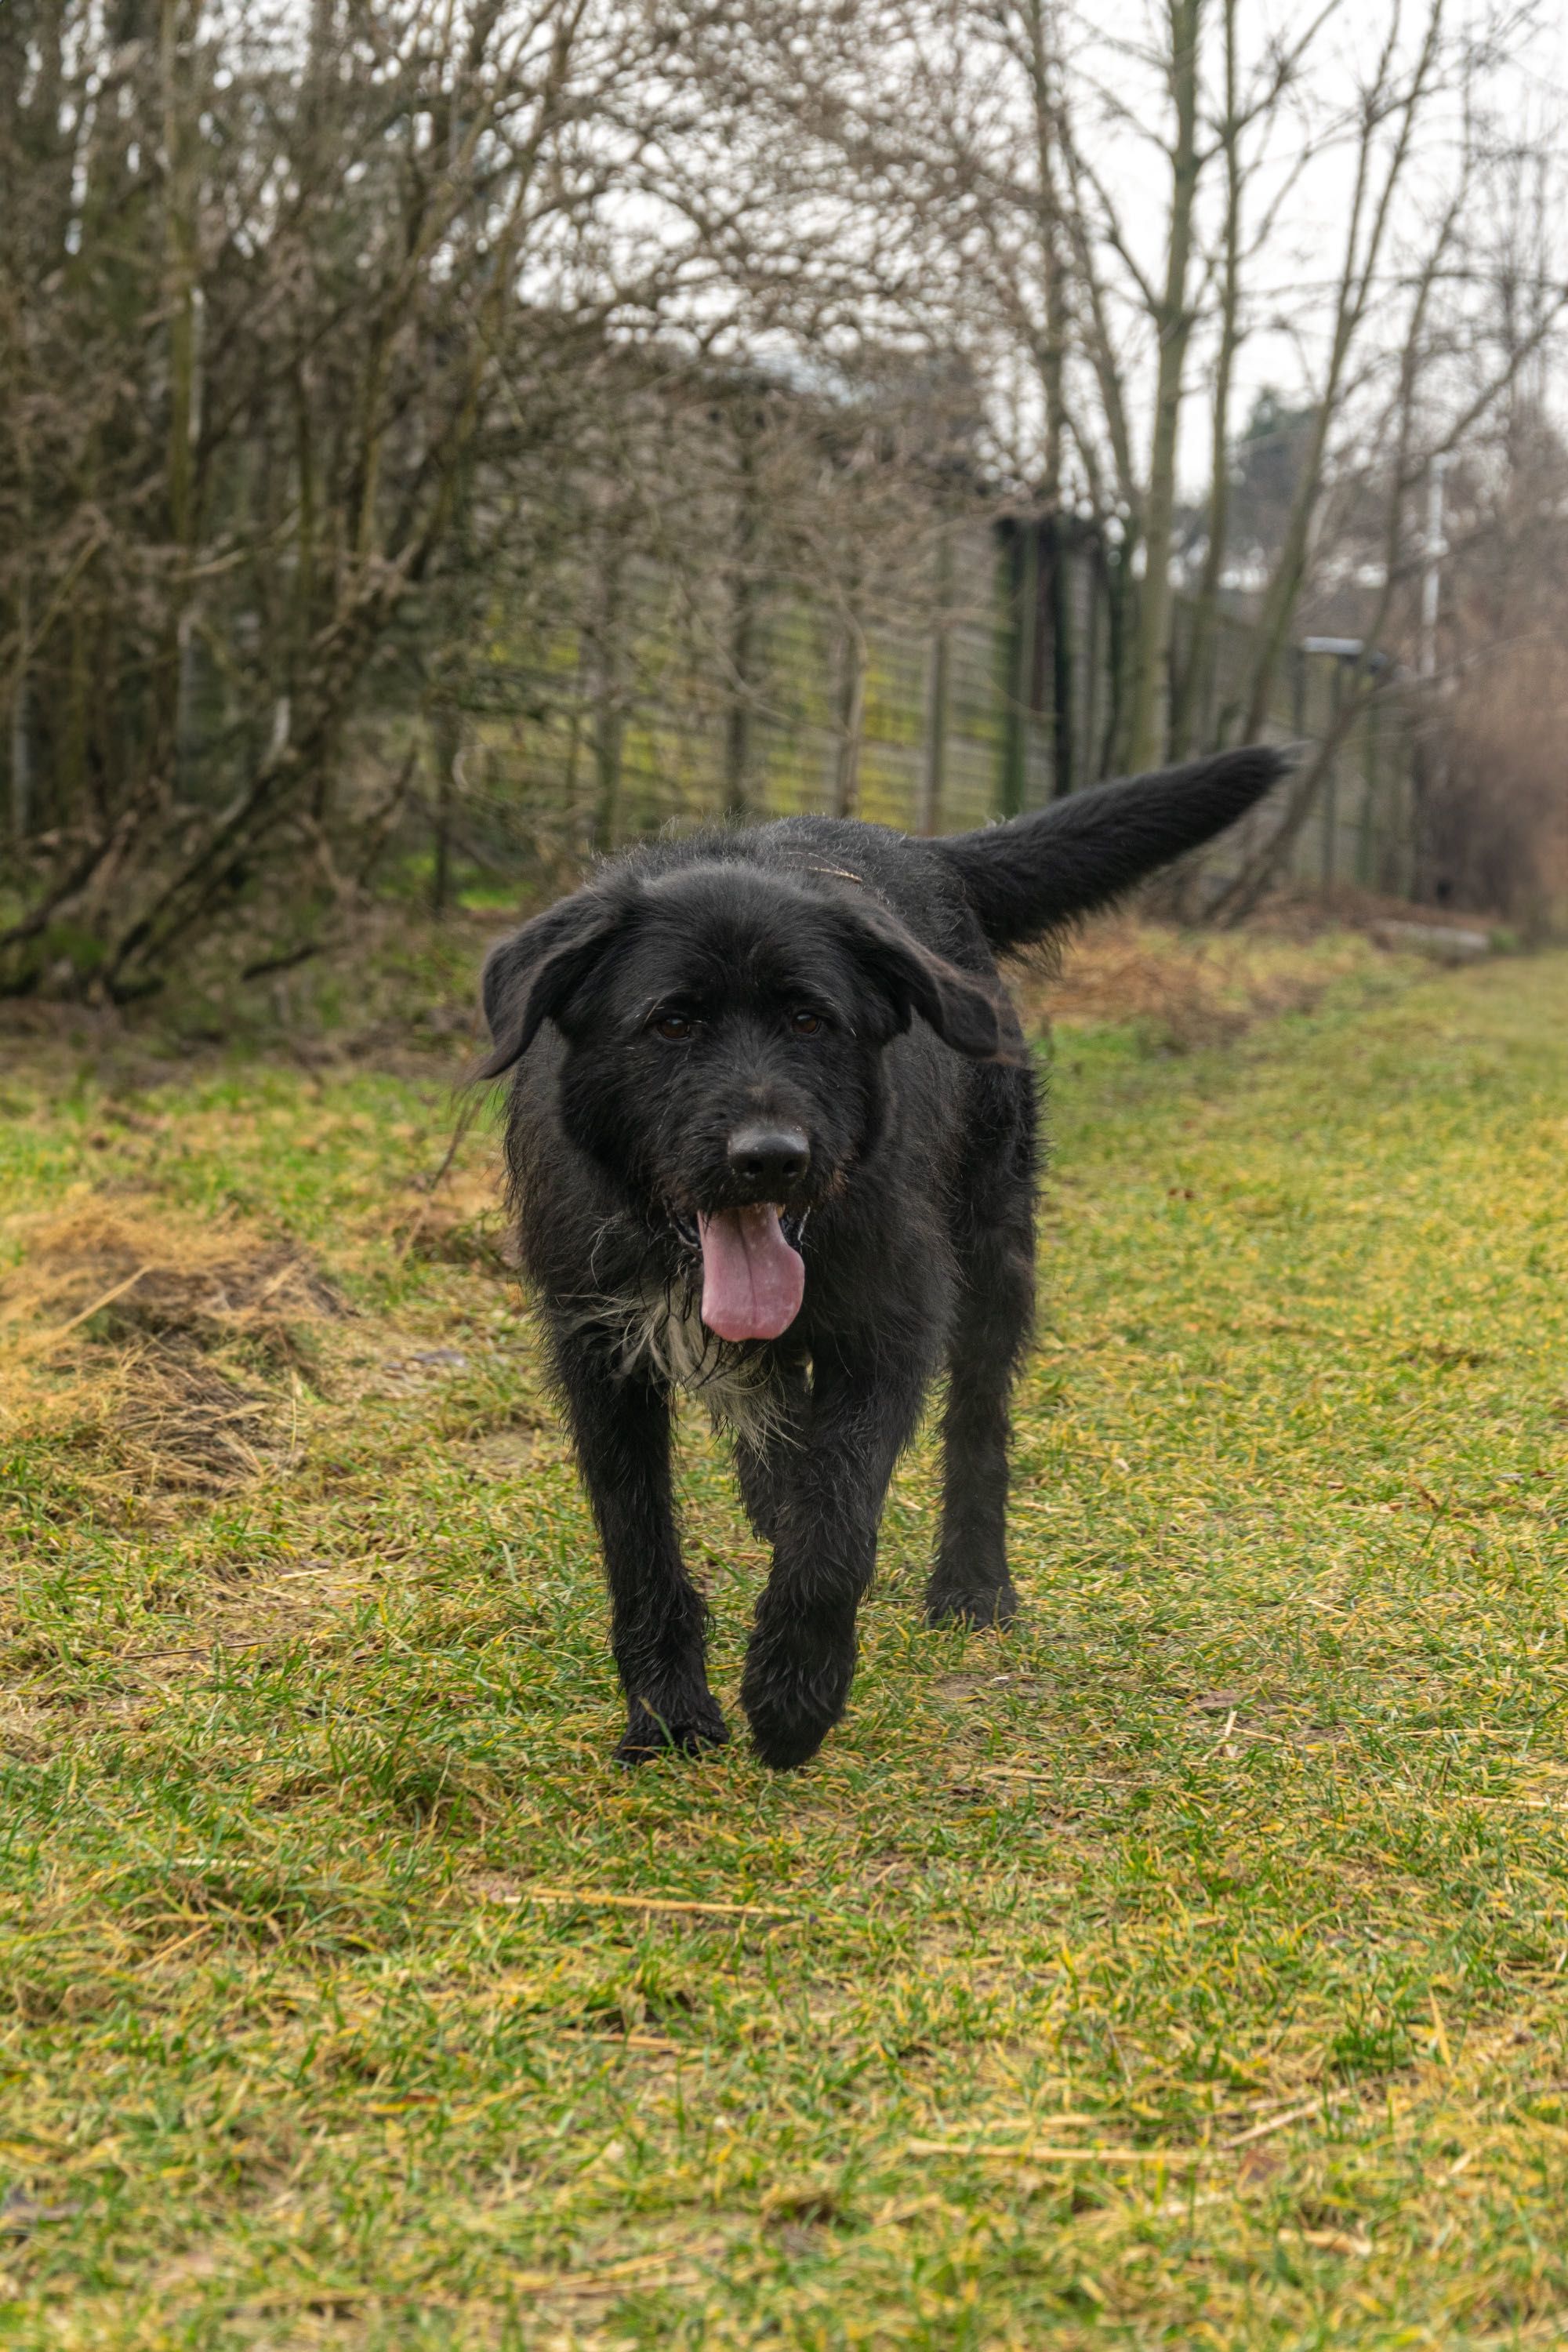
[479,862,1022,1340]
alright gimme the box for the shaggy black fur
[481,746,1288,1769]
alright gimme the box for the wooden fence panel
[473,513,1420,896]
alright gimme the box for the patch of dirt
[462,1427,561,1475]
[0,1702,55,1762]
[935,1673,1055,1702]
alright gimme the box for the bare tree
[689,0,1341,777]
[0,0,702,995]
[1210,39,1568,916]
[4,0,1563,970]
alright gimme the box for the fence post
[918,525,953,837]
[1319,655,1342,891]
[1357,700,1380,887]
[723,412,760,820]
[590,527,626,853]
[997,521,1033,817]
[832,613,866,820]
[1047,518,1073,797]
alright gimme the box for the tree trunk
[1126,0,1203,774]
[1239,7,1446,741]
[430,700,460,913]
[1022,0,1067,514]
[8,454,30,844]
[161,0,201,791]
[1170,0,1238,758]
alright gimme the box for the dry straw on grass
[0,1204,345,1499]
[1017,909,1391,1049]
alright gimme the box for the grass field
[2,927,1566,2349]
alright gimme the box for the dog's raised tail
[933,745,1291,954]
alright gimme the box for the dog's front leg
[553,1338,726,1763]
[740,1351,927,1770]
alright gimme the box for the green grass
[2,944,1566,2348]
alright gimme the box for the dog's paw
[743,1693,840,1772]
[740,1620,856,1771]
[615,1694,730,1765]
[924,1574,1020,1630]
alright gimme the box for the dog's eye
[789,1010,824,1037]
[651,1011,695,1041]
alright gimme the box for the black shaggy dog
[481,746,1287,1770]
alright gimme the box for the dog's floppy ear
[838,899,1025,1064]
[477,891,627,1079]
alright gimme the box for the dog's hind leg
[553,1335,727,1763]
[926,1107,1035,1628]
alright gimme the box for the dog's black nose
[727,1125,810,1189]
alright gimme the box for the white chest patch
[574,1277,792,1445]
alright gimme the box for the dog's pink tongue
[697,1205,805,1341]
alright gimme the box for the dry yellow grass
[0,1204,347,1504]
[1019,906,1403,1049]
